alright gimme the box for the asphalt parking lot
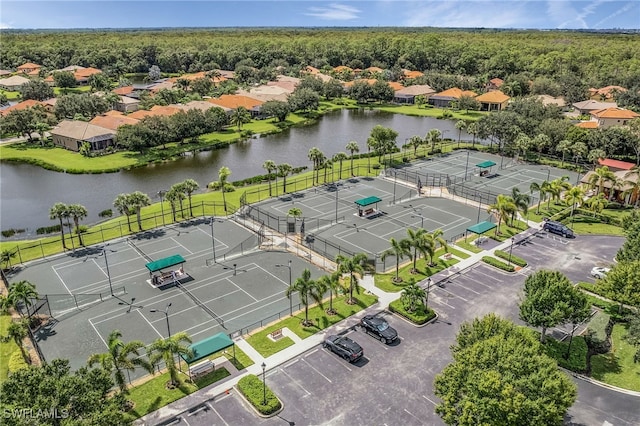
[152,234,638,426]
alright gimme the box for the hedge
[493,250,527,267]
[389,299,436,325]
[543,336,588,373]
[481,256,515,272]
[237,374,282,416]
[585,311,612,355]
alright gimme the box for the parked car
[591,266,611,279]
[543,220,575,238]
[323,335,364,362]
[358,315,398,344]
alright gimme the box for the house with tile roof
[128,105,182,120]
[428,87,477,108]
[17,62,42,74]
[208,94,264,116]
[597,158,635,172]
[114,96,140,113]
[393,85,436,104]
[475,90,510,111]
[588,85,626,100]
[334,65,353,73]
[590,107,639,128]
[403,70,424,80]
[89,114,139,131]
[575,121,599,129]
[74,67,102,84]
[0,99,44,116]
[0,75,31,91]
[486,78,504,91]
[572,99,617,114]
[50,120,116,152]
[113,86,135,96]
[537,95,566,108]
[580,165,639,205]
[0,70,12,76]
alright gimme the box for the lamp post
[157,190,167,226]
[392,170,397,204]
[411,214,425,229]
[276,260,293,315]
[545,169,551,182]
[508,238,514,265]
[150,302,181,370]
[261,362,267,406]
[102,248,113,296]
[335,184,339,223]
[464,150,470,181]
[209,217,223,263]
[425,278,432,308]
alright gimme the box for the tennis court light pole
[464,150,470,181]
[150,302,172,338]
[276,260,292,315]
[157,190,167,226]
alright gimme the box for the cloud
[305,3,361,21]
[401,1,533,29]
[548,0,607,29]
[0,22,12,29]
[593,1,637,28]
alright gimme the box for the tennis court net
[176,282,225,328]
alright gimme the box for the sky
[0,0,638,30]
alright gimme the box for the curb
[388,307,438,328]
[559,367,640,397]
[234,384,285,418]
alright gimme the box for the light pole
[425,278,432,308]
[508,238,514,265]
[261,362,267,406]
[411,214,425,228]
[392,170,397,204]
[464,150,470,181]
[276,260,293,315]
[102,248,113,296]
[150,302,172,337]
[209,217,223,263]
[157,190,167,226]
[335,184,339,223]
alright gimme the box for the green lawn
[375,249,459,293]
[591,323,640,392]
[0,315,28,382]
[375,104,485,121]
[246,293,378,358]
[0,89,21,100]
[52,86,92,95]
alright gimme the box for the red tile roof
[591,107,639,119]
[128,105,182,120]
[89,114,139,130]
[17,62,41,70]
[208,94,263,109]
[598,158,635,170]
[575,121,598,129]
[433,87,477,99]
[74,67,102,78]
[403,70,424,79]
[113,86,134,96]
[489,78,504,86]
[334,66,353,73]
[475,90,510,103]
[0,99,43,116]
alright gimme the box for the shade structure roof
[354,196,382,207]
[467,221,497,234]
[181,332,234,363]
[145,254,186,273]
[476,161,496,169]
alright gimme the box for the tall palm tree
[67,204,88,246]
[623,166,640,207]
[128,192,151,231]
[423,229,448,266]
[332,152,348,180]
[529,181,548,215]
[406,228,427,273]
[49,202,68,250]
[400,283,426,313]
[345,141,359,176]
[148,331,193,387]
[407,135,422,158]
[218,166,231,213]
[556,139,573,167]
[466,122,479,147]
[425,129,442,154]
[583,193,607,216]
[487,194,516,235]
[88,330,152,394]
[455,120,466,148]
[231,106,251,130]
[262,160,277,197]
[277,163,292,193]
[181,179,199,217]
[317,272,341,315]
[589,166,616,198]
[165,186,185,222]
[510,187,531,227]
[8,280,38,316]
[336,253,367,304]
[308,147,324,185]
[114,194,133,233]
[381,238,411,283]
[564,185,585,224]
[286,268,323,326]
[547,177,572,209]
[0,318,30,363]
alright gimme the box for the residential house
[590,107,639,128]
[113,86,135,96]
[174,100,224,113]
[208,94,264,117]
[237,86,290,103]
[41,98,57,113]
[0,75,30,91]
[475,90,510,111]
[17,62,42,75]
[217,70,235,79]
[393,84,436,104]
[597,158,635,172]
[581,159,639,205]
[128,105,182,120]
[89,114,139,131]
[50,120,116,152]
[0,70,12,76]
[0,99,44,117]
[74,67,102,85]
[588,85,626,101]
[428,87,477,108]
[402,70,424,80]
[334,65,353,74]
[114,96,140,113]
[486,78,504,91]
[575,121,598,129]
[572,100,617,115]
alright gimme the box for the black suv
[542,220,574,238]
[359,315,398,344]
[324,335,364,362]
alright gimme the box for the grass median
[591,323,640,392]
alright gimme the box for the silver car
[591,266,610,279]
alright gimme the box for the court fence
[21,285,128,319]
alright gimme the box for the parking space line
[279,368,311,395]
[433,286,468,302]
[206,403,229,426]
[283,358,300,368]
[443,279,481,295]
[301,358,332,383]
[422,395,437,405]
[403,408,421,421]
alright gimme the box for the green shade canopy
[354,196,382,207]
[467,221,497,234]
[145,254,186,272]
[181,332,234,363]
[476,160,496,169]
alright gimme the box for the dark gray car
[323,335,364,362]
[359,315,398,344]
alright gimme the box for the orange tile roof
[104,110,124,116]
[388,81,404,91]
[592,107,639,119]
[17,62,41,70]
[302,66,320,75]
[113,86,134,96]
[89,114,139,130]
[128,105,182,120]
[403,70,424,79]
[334,66,353,73]
[0,99,43,116]
[44,75,54,83]
[433,87,477,99]
[489,78,504,86]
[365,66,384,73]
[475,90,510,103]
[27,69,41,76]
[575,121,599,129]
[208,94,263,110]
[598,158,635,170]
[74,67,102,78]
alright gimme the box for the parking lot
[154,234,639,426]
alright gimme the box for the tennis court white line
[169,236,193,255]
[51,265,73,295]
[88,318,108,348]
[138,309,164,339]
[227,277,258,302]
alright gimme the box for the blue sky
[1,1,638,30]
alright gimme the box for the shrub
[1,229,25,238]
[237,374,281,415]
[493,250,527,267]
[389,298,436,325]
[543,336,588,373]
[98,209,113,218]
[481,256,515,272]
[36,224,62,235]
[585,311,613,354]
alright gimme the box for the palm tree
[407,135,422,158]
[218,166,231,212]
[317,272,341,315]
[1,249,16,271]
[623,167,640,207]
[336,253,367,304]
[455,120,466,148]
[381,238,411,283]
[589,166,616,198]
[583,193,607,216]
[564,185,585,224]
[49,202,69,249]
[400,283,426,313]
[332,152,348,180]
[287,207,302,234]
[128,192,151,231]
[277,163,292,193]
[286,268,323,326]
[8,280,38,316]
[148,331,193,387]
[67,204,88,246]
[114,194,133,233]
[0,318,30,363]
[181,179,199,217]
[487,194,516,235]
[556,139,573,167]
[547,177,572,209]
[425,129,442,154]
[345,141,359,176]
[231,106,251,130]
[510,187,531,227]
[406,228,427,273]
[308,147,324,185]
[165,186,185,222]
[262,160,277,197]
[466,122,479,147]
[423,229,448,266]
[530,181,547,215]
[515,133,531,159]
[88,330,152,394]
